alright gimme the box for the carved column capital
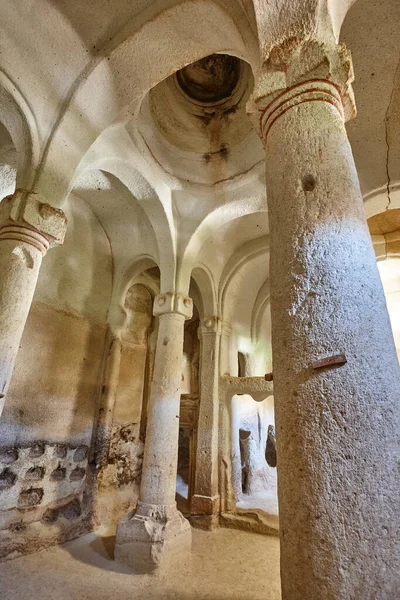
[247,41,356,142]
[153,292,193,320]
[0,190,67,253]
[199,316,221,336]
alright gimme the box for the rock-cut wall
[0,196,112,559]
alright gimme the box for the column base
[190,513,219,531]
[114,502,192,573]
[190,494,220,531]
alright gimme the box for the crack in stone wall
[385,55,400,209]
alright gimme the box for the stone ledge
[220,509,279,537]
[190,493,219,516]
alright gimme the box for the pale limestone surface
[0,192,66,405]
[231,394,277,506]
[115,295,193,571]
[0,529,281,600]
[0,0,399,598]
[191,316,221,526]
[249,42,400,598]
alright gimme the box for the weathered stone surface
[73,446,88,462]
[0,470,17,491]
[176,54,241,103]
[54,445,67,459]
[0,506,94,562]
[25,467,45,481]
[100,424,143,488]
[41,509,59,525]
[191,318,220,521]
[18,488,44,507]
[62,500,81,520]
[115,299,193,571]
[70,467,86,482]
[0,4,399,598]
[29,444,45,458]
[139,306,191,509]
[0,217,48,406]
[50,467,66,481]
[0,449,18,464]
[41,495,86,525]
[221,509,279,536]
[115,509,192,573]
[8,522,27,533]
[251,44,400,598]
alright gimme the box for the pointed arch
[0,70,39,189]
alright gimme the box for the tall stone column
[0,191,67,413]
[248,43,400,599]
[115,292,193,572]
[191,316,221,529]
[94,328,122,467]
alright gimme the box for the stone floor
[0,528,281,600]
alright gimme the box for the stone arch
[75,157,175,293]
[364,184,400,220]
[123,284,154,344]
[190,265,217,319]
[368,205,400,261]
[31,0,259,206]
[108,256,159,334]
[219,236,269,316]
[367,207,400,359]
[0,71,39,189]
[251,280,270,343]
[218,237,270,377]
[0,123,17,199]
[179,192,268,293]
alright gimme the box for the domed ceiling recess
[176,54,241,103]
[135,54,264,186]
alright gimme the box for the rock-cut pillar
[248,43,400,599]
[0,191,67,414]
[115,292,193,572]
[94,328,123,467]
[191,316,221,529]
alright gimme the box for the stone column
[230,396,244,502]
[0,191,66,413]
[191,316,221,529]
[115,292,193,572]
[94,328,122,467]
[219,321,233,375]
[248,43,400,599]
[218,321,235,513]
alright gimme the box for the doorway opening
[176,427,191,516]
